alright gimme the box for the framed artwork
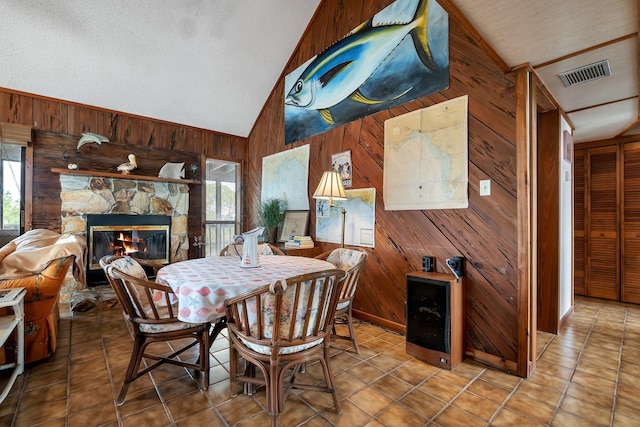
[279,210,310,242]
[284,0,450,144]
[332,150,352,188]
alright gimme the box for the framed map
[262,145,310,210]
[316,188,375,247]
[383,95,468,210]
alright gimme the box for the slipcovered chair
[219,242,284,256]
[0,229,86,364]
[100,255,211,405]
[225,269,347,427]
[315,248,368,353]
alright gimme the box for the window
[204,159,240,256]
[1,143,24,233]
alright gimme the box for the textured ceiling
[1,0,637,143]
[0,0,320,137]
[452,0,639,143]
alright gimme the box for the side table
[279,245,322,257]
[0,287,26,403]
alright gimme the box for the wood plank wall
[246,0,520,370]
[0,89,247,258]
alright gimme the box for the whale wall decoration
[284,0,449,145]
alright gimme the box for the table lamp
[313,170,348,247]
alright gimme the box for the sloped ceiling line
[532,33,637,69]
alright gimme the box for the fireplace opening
[86,214,171,285]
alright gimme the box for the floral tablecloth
[156,256,334,323]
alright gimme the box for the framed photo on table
[279,210,310,242]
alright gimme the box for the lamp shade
[313,171,347,202]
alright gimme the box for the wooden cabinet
[622,143,640,303]
[405,272,464,369]
[587,146,620,300]
[575,142,640,303]
[280,246,322,258]
[574,150,586,295]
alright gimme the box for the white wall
[559,117,573,319]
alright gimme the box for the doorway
[203,158,241,256]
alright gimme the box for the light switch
[479,179,491,196]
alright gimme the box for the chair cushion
[240,279,330,355]
[109,256,168,317]
[110,256,148,280]
[336,300,350,311]
[241,337,324,355]
[223,243,275,256]
[139,320,203,333]
[326,248,365,270]
[259,244,275,255]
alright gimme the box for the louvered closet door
[574,150,586,295]
[623,142,640,303]
[587,146,619,300]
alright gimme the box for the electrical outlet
[479,179,491,196]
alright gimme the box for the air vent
[558,60,611,87]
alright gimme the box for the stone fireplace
[57,171,191,289]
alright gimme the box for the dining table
[155,255,334,324]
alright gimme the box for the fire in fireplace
[86,214,171,284]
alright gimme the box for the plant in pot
[258,198,287,244]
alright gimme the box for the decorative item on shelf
[117,153,137,175]
[258,198,287,244]
[77,132,109,149]
[158,162,185,179]
[62,149,80,170]
[189,164,198,181]
[313,170,347,248]
[62,132,109,170]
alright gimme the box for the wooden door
[574,150,586,295]
[586,146,619,300]
[622,142,640,303]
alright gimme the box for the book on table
[285,236,314,248]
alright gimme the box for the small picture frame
[279,210,310,242]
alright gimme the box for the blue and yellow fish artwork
[284,0,449,144]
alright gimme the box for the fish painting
[284,0,449,145]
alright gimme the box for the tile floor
[1,295,639,426]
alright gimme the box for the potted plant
[258,198,287,244]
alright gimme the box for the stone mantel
[51,168,200,185]
[55,168,196,293]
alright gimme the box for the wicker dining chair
[314,248,368,353]
[219,242,284,256]
[224,268,347,427]
[100,255,212,405]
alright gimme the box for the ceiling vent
[558,60,611,87]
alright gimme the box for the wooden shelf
[51,168,200,184]
[0,287,26,404]
[280,245,322,258]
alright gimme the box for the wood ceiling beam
[532,33,638,69]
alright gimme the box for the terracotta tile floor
[1,295,639,426]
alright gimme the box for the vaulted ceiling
[1,0,637,143]
[453,0,639,143]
